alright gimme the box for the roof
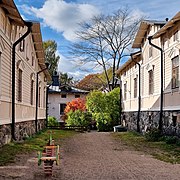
[116,52,141,75]
[132,20,166,48]
[31,22,51,81]
[152,11,180,39]
[0,0,25,26]
[49,85,89,94]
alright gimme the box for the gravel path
[0,131,180,180]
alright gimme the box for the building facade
[0,1,51,146]
[48,73,89,122]
[117,12,180,136]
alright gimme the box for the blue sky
[14,0,180,80]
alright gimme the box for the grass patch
[112,131,180,164]
[0,129,77,166]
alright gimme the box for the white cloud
[28,0,100,42]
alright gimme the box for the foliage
[76,74,105,91]
[64,98,86,114]
[145,128,162,141]
[0,130,77,166]
[70,7,142,89]
[47,116,59,127]
[60,72,73,85]
[163,136,180,145]
[43,40,60,76]
[66,110,92,127]
[92,113,112,131]
[86,88,120,131]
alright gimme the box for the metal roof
[132,20,166,48]
[49,85,89,94]
[152,11,180,39]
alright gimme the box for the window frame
[30,80,34,105]
[149,70,154,95]
[17,69,22,102]
[171,56,179,89]
[61,94,66,98]
[134,77,137,98]
[124,82,127,100]
[60,103,67,115]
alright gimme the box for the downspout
[130,50,141,133]
[46,83,52,127]
[35,64,49,132]
[12,22,32,140]
[148,36,163,133]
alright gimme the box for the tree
[76,74,105,91]
[43,40,60,76]
[70,7,142,90]
[59,72,73,85]
[86,88,120,131]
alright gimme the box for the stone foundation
[0,119,46,146]
[122,110,180,137]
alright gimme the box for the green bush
[47,116,59,127]
[145,128,162,141]
[66,110,92,127]
[86,88,120,131]
[93,113,112,131]
[164,136,180,145]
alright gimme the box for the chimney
[52,71,59,86]
[165,18,169,22]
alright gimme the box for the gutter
[46,83,53,127]
[148,36,163,132]
[12,21,32,140]
[35,64,49,132]
[130,50,141,133]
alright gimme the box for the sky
[14,0,180,80]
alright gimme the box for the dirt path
[0,131,180,180]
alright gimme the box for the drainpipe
[12,22,32,140]
[148,36,163,133]
[46,83,52,127]
[35,63,49,132]
[130,50,141,133]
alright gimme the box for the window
[172,56,179,89]
[149,70,154,94]
[75,94,80,98]
[124,82,127,100]
[149,46,153,58]
[19,33,25,52]
[38,87,41,107]
[61,94,66,98]
[18,69,22,102]
[174,31,178,42]
[43,88,46,108]
[60,104,66,115]
[134,77,137,98]
[30,80,34,105]
[0,52,1,95]
[32,55,34,66]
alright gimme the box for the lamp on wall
[35,62,50,133]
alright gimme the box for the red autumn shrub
[64,98,86,114]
